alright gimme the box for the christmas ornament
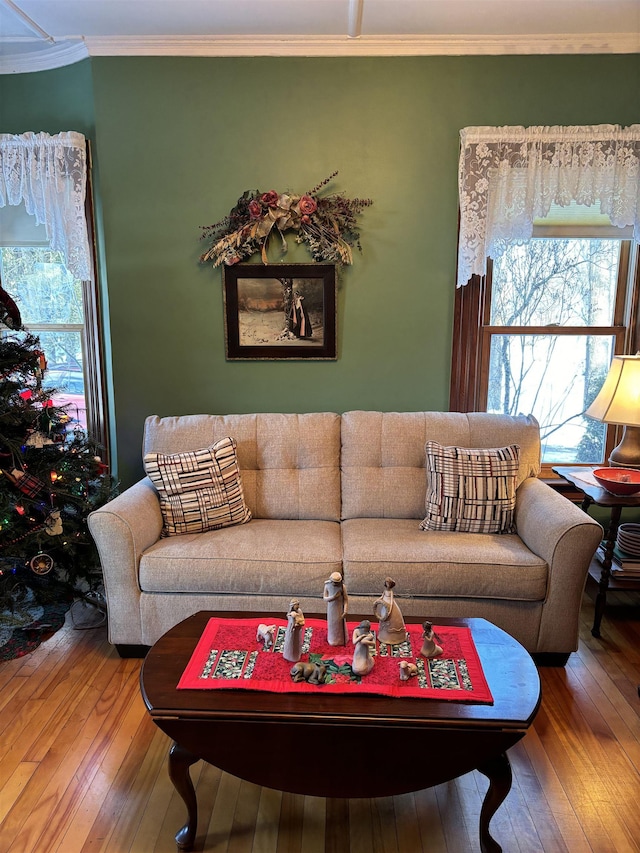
[44,510,63,536]
[25,431,55,448]
[30,553,54,575]
[3,468,46,497]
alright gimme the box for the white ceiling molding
[0,38,88,73]
[84,32,640,58]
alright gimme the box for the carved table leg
[477,752,512,853]
[168,741,199,851]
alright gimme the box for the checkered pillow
[143,436,252,536]
[420,442,520,534]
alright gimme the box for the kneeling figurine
[352,619,376,676]
[420,620,443,658]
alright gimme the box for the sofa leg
[532,652,570,667]
[115,644,150,659]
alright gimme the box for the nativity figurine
[399,661,419,681]
[256,622,276,650]
[323,571,349,646]
[373,577,408,645]
[290,661,327,685]
[283,599,305,662]
[352,619,376,676]
[420,620,443,658]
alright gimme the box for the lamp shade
[586,354,640,427]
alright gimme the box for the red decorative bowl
[593,467,640,496]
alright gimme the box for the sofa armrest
[88,478,163,645]
[515,477,603,654]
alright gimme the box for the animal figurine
[399,661,418,681]
[290,661,327,685]
[256,623,276,650]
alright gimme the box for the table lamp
[586,353,640,469]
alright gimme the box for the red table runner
[177,617,494,704]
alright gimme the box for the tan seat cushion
[341,518,548,601]
[139,518,342,597]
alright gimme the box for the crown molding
[2,31,637,73]
[84,32,639,57]
[0,38,88,73]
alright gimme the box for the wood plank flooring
[1,583,638,853]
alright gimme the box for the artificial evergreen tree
[0,281,116,610]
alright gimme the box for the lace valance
[0,131,91,280]
[457,124,640,288]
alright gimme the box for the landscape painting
[223,264,337,360]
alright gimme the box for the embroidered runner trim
[177,617,493,704]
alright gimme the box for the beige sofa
[88,411,603,662]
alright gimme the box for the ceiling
[1,0,639,73]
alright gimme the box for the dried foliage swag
[200,172,372,267]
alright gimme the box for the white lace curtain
[457,124,640,288]
[0,131,91,280]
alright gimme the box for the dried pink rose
[299,195,317,215]
[248,199,263,219]
[261,190,279,207]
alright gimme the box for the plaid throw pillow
[143,436,252,536]
[420,442,520,534]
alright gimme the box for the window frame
[450,238,640,479]
[0,142,109,463]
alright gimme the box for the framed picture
[223,264,337,360]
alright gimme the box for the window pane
[37,330,87,430]
[487,333,614,464]
[491,239,620,327]
[0,247,83,325]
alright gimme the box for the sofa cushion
[143,437,251,536]
[341,411,540,520]
[341,518,548,601]
[144,412,341,521]
[420,442,519,534]
[138,518,342,596]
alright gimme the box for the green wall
[0,59,95,136]
[3,54,640,486]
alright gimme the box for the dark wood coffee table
[140,612,540,853]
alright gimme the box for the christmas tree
[0,281,116,611]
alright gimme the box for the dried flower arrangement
[200,172,372,267]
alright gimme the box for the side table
[553,466,640,638]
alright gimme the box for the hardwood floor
[1,583,638,853]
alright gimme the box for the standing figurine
[420,620,443,658]
[373,577,408,645]
[351,620,376,676]
[323,571,349,646]
[283,599,305,662]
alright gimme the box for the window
[454,125,640,477]
[0,134,108,456]
[0,247,88,430]
[450,227,639,476]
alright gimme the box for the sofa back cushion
[341,411,541,520]
[143,413,341,521]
